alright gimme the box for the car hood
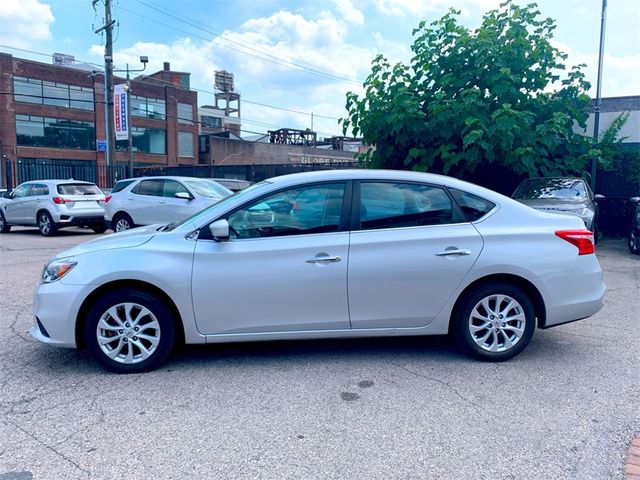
[55,224,159,259]
[516,198,591,213]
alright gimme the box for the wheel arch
[449,273,547,331]
[75,279,185,349]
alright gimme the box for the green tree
[342,1,603,178]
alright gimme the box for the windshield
[513,179,587,200]
[165,180,273,231]
[57,183,102,195]
[184,179,232,198]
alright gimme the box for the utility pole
[592,0,607,192]
[94,0,116,169]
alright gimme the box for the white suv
[104,176,232,231]
[0,180,107,236]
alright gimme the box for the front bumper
[30,280,92,348]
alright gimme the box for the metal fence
[3,157,637,235]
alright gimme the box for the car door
[191,182,351,335]
[160,179,199,223]
[22,183,49,223]
[348,181,483,329]
[128,179,164,225]
[3,183,32,223]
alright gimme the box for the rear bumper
[542,254,606,328]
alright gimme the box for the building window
[201,115,222,129]
[13,77,94,111]
[16,115,96,150]
[116,127,166,154]
[130,95,166,120]
[178,131,194,157]
[177,103,193,124]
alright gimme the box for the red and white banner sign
[114,84,129,141]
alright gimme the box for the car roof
[116,176,222,182]
[264,169,511,203]
[22,179,96,186]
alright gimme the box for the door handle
[306,255,341,264]
[436,249,471,256]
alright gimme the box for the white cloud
[88,9,377,137]
[373,0,500,18]
[0,0,54,49]
[552,40,640,97]
[332,0,365,25]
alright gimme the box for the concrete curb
[626,435,640,479]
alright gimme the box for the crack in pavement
[6,419,91,478]
[393,363,481,408]
[8,312,31,344]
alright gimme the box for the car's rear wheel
[112,213,134,232]
[453,283,535,361]
[0,212,11,233]
[38,211,57,236]
[92,221,108,234]
[629,229,640,255]
[84,289,176,373]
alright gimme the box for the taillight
[52,197,75,204]
[102,195,111,203]
[555,230,595,255]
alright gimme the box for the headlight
[42,259,77,284]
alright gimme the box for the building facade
[0,54,198,188]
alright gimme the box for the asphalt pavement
[0,227,638,479]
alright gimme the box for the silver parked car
[32,170,605,373]
[0,179,107,236]
[104,176,232,232]
[512,177,603,236]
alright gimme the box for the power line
[0,44,343,122]
[133,0,363,86]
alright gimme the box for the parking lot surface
[1,227,639,479]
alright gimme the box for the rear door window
[358,182,459,230]
[132,180,163,197]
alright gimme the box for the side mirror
[594,194,605,201]
[629,197,640,204]
[175,192,193,201]
[209,219,229,242]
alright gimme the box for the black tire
[112,213,134,232]
[452,282,536,362]
[38,211,57,236]
[629,229,640,255]
[83,289,176,373]
[92,221,108,234]
[0,212,11,233]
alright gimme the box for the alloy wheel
[468,294,526,353]
[96,302,161,365]
[39,213,51,235]
[115,218,131,232]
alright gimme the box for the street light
[114,56,148,177]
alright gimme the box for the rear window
[111,180,136,193]
[57,183,102,195]
[449,189,496,221]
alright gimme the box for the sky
[1,0,639,139]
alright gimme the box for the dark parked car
[628,197,640,255]
[513,177,603,238]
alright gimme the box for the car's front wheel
[83,289,176,373]
[0,212,11,233]
[38,211,57,236]
[453,282,536,362]
[629,228,640,255]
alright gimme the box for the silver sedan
[32,170,605,373]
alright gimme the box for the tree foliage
[341,1,606,178]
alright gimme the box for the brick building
[0,53,198,188]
